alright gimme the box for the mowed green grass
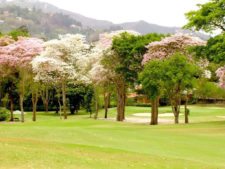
[0,105,225,169]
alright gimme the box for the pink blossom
[98,30,140,49]
[0,37,44,68]
[142,33,206,64]
[216,66,225,88]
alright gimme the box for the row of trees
[0,32,223,124]
[0,0,224,125]
[0,30,97,122]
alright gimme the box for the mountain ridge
[0,0,209,39]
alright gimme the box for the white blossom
[31,34,93,84]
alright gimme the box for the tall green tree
[0,72,18,121]
[140,54,200,124]
[184,0,225,92]
[111,33,164,121]
[162,53,200,124]
[184,0,225,32]
[192,33,225,64]
[139,60,164,125]
[112,33,165,83]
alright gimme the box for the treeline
[0,0,225,125]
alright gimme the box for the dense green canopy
[112,33,164,84]
[184,0,225,32]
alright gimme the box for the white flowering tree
[32,34,92,119]
[88,46,115,119]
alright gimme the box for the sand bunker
[216,116,225,119]
[133,113,183,117]
[124,117,173,124]
[13,110,26,115]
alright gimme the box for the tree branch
[212,22,225,32]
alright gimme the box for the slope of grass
[0,105,225,169]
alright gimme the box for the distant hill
[0,0,209,40]
[0,2,97,39]
[119,20,178,34]
[119,20,209,40]
[0,0,118,31]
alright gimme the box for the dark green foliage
[83,86,94,113]
[192,33,225,64]
[7,25,30,40]
[66,84,94,114]
[0,72,19,109]
[207,62,221,82]
[0,107,9,121]
[67,84,85,114]
[139,60,164,99]
[195,80,225,99]
[112,33,165,84]
[184,0,225,32]
[140,53,200,100]
[140,53,201,124]
[162,53,200,92]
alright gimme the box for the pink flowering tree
[142,33,206,64]
[142,33,205,124]
[0,37,43,122]
[32,34,92,119]
[0,36,15,121]
[0,36,15,78]
[216,66,225,89]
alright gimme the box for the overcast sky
[40,0,209,27]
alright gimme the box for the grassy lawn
[0,105,225,169]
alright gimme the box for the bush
[0,107,9,121]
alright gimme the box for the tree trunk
[44,100,49,113]
[172,99,180,124]
[44,87,49,113]
[19,94,24,123]
[62,82,67,119]
[116,79,126,121]
[170,89,181,124]
[19,75,25,123]
[32,92,38,122]
[150,99,156,125]
[155,97,159,123]
[94,88,99,119]
[104,92,111,119]
[58,97,62,120]
[174,114,179,124]
[9,97,14,122]
[150,97,159,125]
[89,112,92,118]
[94,99,99,119]
[184,94,189,124]
[41,87,49,113]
